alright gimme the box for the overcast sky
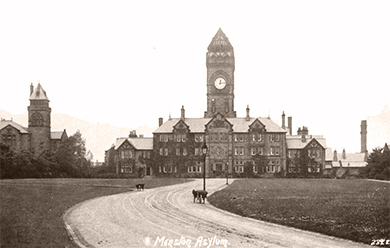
[1,0,389,153]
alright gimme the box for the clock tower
[204,28,236,118]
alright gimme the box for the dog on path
[136,183,145,191]
[192,189,208,204]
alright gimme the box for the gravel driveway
[64,179,370,248]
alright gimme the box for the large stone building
[152,29,287,177]
[0,83,67,155]
[108,28,337,178]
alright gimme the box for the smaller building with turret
[0,82,67,156]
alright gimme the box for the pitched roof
[227,117,286,133]
[30,83,49,101]
[286,135,327,149]
[154,118,211,133]
[154,117,286,134]
[129,137,153,150]
[115,137,153,150]
[325,150,367,167]
[331,152,367,168]
[51,130,67,140]
[0,120,29,134]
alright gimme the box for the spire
[29,82,49,101]
[207,28,234,54]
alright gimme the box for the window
[164,148,169,156]
[159,148,163,155]
[3,134,16,147]
[253,166,258,173]
[159,135,163,142]
[235,166,244,173]
[251,147,256,155]
[275,147,280,155]
[269,134,274,142]
[183,148,187,156]
[275,134,280,142]
[234,135,238,142]
[234,148,238,155]
[164,135,168,142]
[270,147,275,155]
[240,147,244,155]
[176,148,180,156]
[182,134,186,142]
[195,134,203,142]
[194,148,199,156]
[30,112,43,126]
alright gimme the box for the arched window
[30,112,43,126]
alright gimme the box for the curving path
[64,179,370,248]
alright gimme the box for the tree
[365,143,390,180]
[54,130,92,177]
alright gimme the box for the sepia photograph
[0,0,389,247]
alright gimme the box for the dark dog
[192,189,208,204]
[136,183,145,191]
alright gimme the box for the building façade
[109,28,332,178]
[152,28,288,178]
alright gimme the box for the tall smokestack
[361,120,367,153]
[288,117,292,136]
[282,111,286,129]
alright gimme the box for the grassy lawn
[0,178,191,248]
[208,179,390,245]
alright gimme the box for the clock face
[214,77,226,89]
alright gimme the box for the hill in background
[1,105,389,162]
[0,110,155,161]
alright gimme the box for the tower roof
[207,28,234,54]
[30,83,49,101]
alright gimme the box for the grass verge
[208,178,389,245]
[0,178,191,248]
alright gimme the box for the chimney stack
[129,130,137,138]
[342,148,346,159]
[159,117,163,127]
[302,126,309,135]
[360,120,367,153]
[288,117,292,135]
[30,83,34,96]
[281,111,286,129]
[333,150,338,161]
[181,105,185,120]
[246,105,250,121]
